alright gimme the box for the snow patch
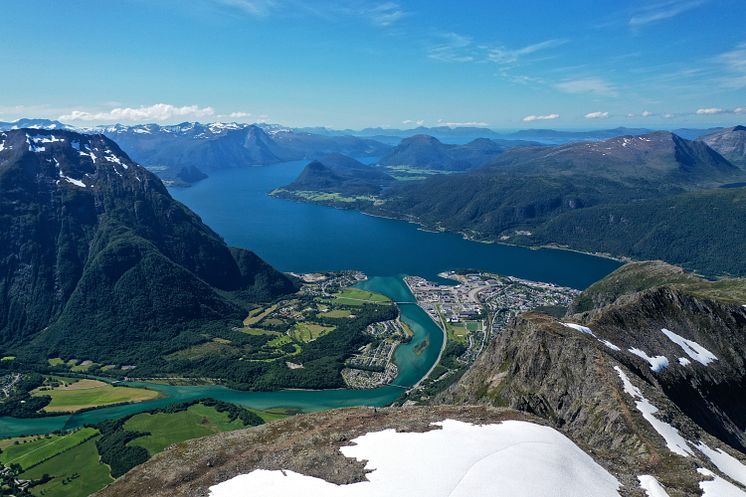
[600,340,621,351]
[103,150,128,169]
[562,322,595,336]
[30,135,64,144]
[678,357,692,366]
[628,348,669,372]
[613,366,693,456]
[696,442,746,487]
[698,468,746,497]
[661,328,717,366]
[638,475,670,497]
[209,419,622,497]
[57,167,87,188]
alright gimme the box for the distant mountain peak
[0,128,151,192]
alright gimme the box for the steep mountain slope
[530,186,746,276]
[438,261,746,494]
[699,125,746,168]
[377,134,531,171]
[105,123,390,185]
[0,128,296,370]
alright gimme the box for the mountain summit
[0,128,296,369]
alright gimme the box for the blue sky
[1,0,745,129]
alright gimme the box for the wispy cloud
[367,2,405,27]
[213,0,277,17]
[206,0,406,27]
[59,103,217,122]
[437,119,489,127]
[402,119,425,126]
[428,33,565,66]
[488,39,566,65]
[555,77,618,96]
[585,111,609,119]
[523,113,560,122]
[696,107,724,115]
[427,32,475,63]
[696,106,746,115]
[716,42,746,89]
[628,0,706,28]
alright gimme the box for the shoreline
[402,276,448,392]
[277,191,629,264]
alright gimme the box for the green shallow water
[0,277,441,437]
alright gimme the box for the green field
[0,355,15,361]
[446,322,470,343]
[333,288,392,306]
[289,322,336,342]
[70,361,99,372]
[124,404,248,455]
[33,379,160,413]
[0,428,98,470]
[318,309,353,318]
[47,358,65,366]
[276,190,379,204]
[243,303,278,326]
[21,437,113,497]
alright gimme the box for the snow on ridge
[209,419,622,497]
[638,475,671,497]
[30,135,64,144]
[697,468,746,497]
[562,322,595,336]
[695,442,746,487]
[661,328,717,366]
[613,366,693,456]
[600,339,621,351]
[628,348,669,372]
[560,322,623,352]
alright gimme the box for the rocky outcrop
[438,262,746,495]
[95,406,536,497]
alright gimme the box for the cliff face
[438,261,746,495]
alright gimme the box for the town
[405,271,580,366]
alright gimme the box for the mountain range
[103,123,392,186]
[377,135,538,171]
[0,128,296,373]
